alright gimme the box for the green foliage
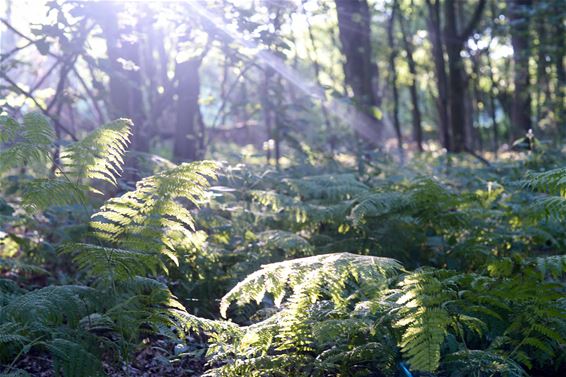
[393,270,455,372]
[523,167,566,217]
[0,113,219,375]
[0,112,53,171]
[2,112,566,376]
[82,160,217,279]
[0,114,132,211]
[204,253,402,377]
[60,119,132,188]
[220,252,402,318]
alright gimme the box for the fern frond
[523,167,566,195]
[0,114,20,142]
[350,192,409,226]
[0,112,53,171]
[0,258,48,275]
[443,350,527,377]
[44,338,104,377]
[0,321,29,345]
[393,270,456,372]
[220,252,401,318]
[21,179,88,211]
[60,243,162,281]
[2,285,94,328]
[257,230,313,257]
[60,119,132,187]
[284,173,369,201]
[90,160,217,246]
[70,161,219,278]
[534,255,566,278]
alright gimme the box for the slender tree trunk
[335,0,381,145]
[398,6,423,151]
[444,0,467,152]
[426,0,451,150]
[507,0,532,137]
[173,58,203,162]
[427,0,485,152]
[387,0,403,152]
[304,0,333,144]
[534,17,547,125]
[486,45,499,153]
[554,0,566,132]
[261,68,273,164]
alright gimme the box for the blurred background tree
[1,0,565,165]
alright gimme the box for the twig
[1,72,78,141]
[0,40,34,62]
[30,60,61,93]
[72,66,106,124]
[464,147,491,167]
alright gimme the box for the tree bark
[304,0,333,143]
[553,0,566,131]
[426,0,451,150]
[398,6,423,151]
[507,0,532,137]
[486,43,499,152]
[96,4,148,152]
[335,0,381,144]
[387,0,403,151]
[173,58,204,162]
[443,0,486,152]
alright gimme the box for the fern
[220,252,402,318]
[0,114,132,212]
[523,167,566,218]
[442,350,527,377]
[523,167,566,195]
[257,230,313,257]
[392,270,456,372]
[283,173,370,201]
[90,160,217,245]
[203,253,402,376]
[72,161,218,280]
[21,179,88,211]
[61,243,163,280]
[534,255,566,278]
[44,338,104,377]
[1,285,94,328]
[60,119,132,188]
[0,112,53,171]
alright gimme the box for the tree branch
[459,0,487,42]
[1,72,78,141]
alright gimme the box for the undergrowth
[1,112,565,376]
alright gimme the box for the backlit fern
[60,118,132,189]
[80,161,217,279]
[0,112,53,171]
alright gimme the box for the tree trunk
[398,6,423,151]
[426,0,451,150]
[507,0,532,137]
[97,4,148,152]
[173,58,203,162]
[335,0,381,144]
[444,0,467,152]
[486,45,499,152]
[554,0,566,132]
[387,0,403,151]
[304,0,333,145]
[426,0,485,152]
